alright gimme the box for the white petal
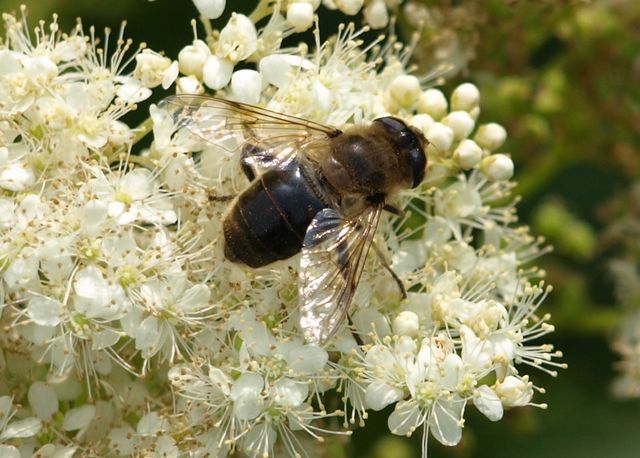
[473,386,503,421]
[231,69,262,104]
[108,426,137,456]
[0,446,20,458]
[388,400,421,436]
[74,266,108,300]
[231,372,264,420]
[259,54,313,88]
[28,382,59,422]
[231,372,263,399]
[208,366,232,396]
[134,316,160,350]
[156,435,178,457]
[441,354,464,391]
[429,398,465,446]
[364,345,395,369]
[272,378,308,407]
[178,284,210,311]
[287,345,328,374]
[27,296,63,327]
[62,404,96,431]
[137,411,169,435]
[117,79,151,103]
[121,168,154,200]
[365,381,404,411]
[0,163,35,191]
[162,61,179,89]
[233,393,264,421]
[92,329,121,350]
[1,417,42,439]
[202,56,233,90]
[0,396,12,415]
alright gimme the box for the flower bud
[417,88,448,120]
[364,0,389,29]
[392,311,420,337]
[474,123,507,150]
[178,40,211,79]
[480,154,514,181]
[231,69,262,104]
[453,139,483,169]
[442,110,475,140]
[426,122,454,153]
[287,2,315,32]
[202,55,233,90]
[409,113,434,134]
[451,82,480,111]
[192,0,226,19]
[335,0,364,15]
[389,74,421,108]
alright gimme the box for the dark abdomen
[223,161,328,268]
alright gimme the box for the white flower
[134,49,178,89]
[0,5,559,458]
[495,375,534,408]
[85,167,177,225]
[74,266,130,320]
[217,13,258,63]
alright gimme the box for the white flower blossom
[0,3,561,457]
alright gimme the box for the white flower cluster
[0,2,562,457]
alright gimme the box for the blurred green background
[2,0,639,456]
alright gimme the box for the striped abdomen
[223,161,328,268]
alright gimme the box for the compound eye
[374,116,406,133]
[409,148,426,188]
[374,116,419,150]
[374,116,426,187]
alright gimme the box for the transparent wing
[159,95,339,173]
[299,205,383,345]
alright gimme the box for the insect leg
[372,242,407,299]
[383,204,406,218]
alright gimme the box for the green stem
[132,116,154,145]
[249,0,275,23]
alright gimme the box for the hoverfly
[160,95,428,344]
